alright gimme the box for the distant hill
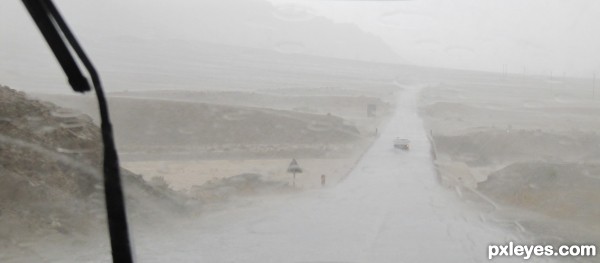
[2,0,411,93]
[64,0,404,64]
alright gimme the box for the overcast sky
[2,0,599,78]
[270,0,600,77]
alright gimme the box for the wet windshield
[1,0,599,262]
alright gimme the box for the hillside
[34,92,383,162]
[419,74,600,243]
[479,162,600,226]
[0,85,183,246]
[1,0,405,93]
[52,0,404,63]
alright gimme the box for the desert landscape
[419,73,600,245]
[34,86,393,191]
[0,78,395,262]
[1,18,405,259]
[5,71,600,261]
[4,0,600,261]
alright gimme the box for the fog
[276,0,600,76]
[3,0,599,80]
[1,0,599,262]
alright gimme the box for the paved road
[136,86,538,263]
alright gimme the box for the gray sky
[270,0,600,77]
[2,0,599,78]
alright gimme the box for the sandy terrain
[34,88,391,193]
[418,73,600,244]
[122,157,360,190]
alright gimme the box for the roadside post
[287,158,303,187]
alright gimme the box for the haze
[2,0,599,82]
[2,1,599,262]
[275,0,600,76]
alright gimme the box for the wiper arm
[21,1,134,262]
[21,0,90,93]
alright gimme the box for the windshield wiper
[21,1,134,262]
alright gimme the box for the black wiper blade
[21,0,90,93]
[21,1,134,262]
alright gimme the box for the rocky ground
[418,76,600,245]
[0,85,189,259]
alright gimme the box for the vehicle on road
[394,138,410,150]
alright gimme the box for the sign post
[287,158,303,187]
